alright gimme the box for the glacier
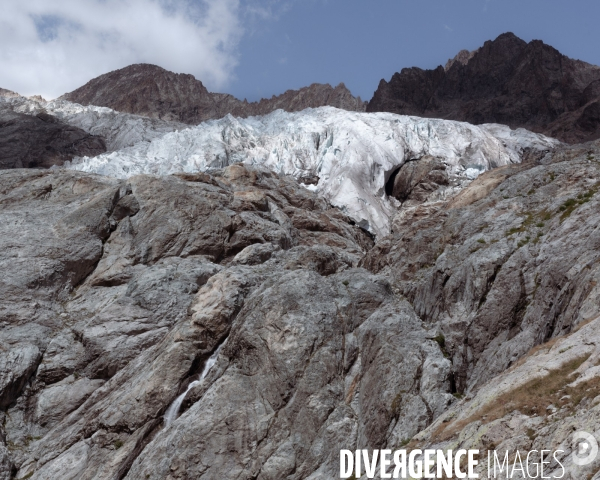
[64,107,559,236]
[0,93,560,236]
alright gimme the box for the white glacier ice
[1,94,560,236]
[64,106,559,236]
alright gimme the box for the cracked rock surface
[1,137,600,479]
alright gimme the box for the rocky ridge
[368,32,600,144]
[0,93,186,153]
[59,64,367,124]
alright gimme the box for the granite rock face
[412,314,600,480]
[1,164,404,479]
[1,138,599,478]
[368,32,600,144]
[59,64,367,124]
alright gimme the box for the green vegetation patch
[559,187,597,220]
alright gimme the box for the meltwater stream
[163,342,224,427]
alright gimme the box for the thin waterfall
[163,342,224,427]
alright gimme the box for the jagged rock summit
[59,63,366,124]
[368,32,600,144]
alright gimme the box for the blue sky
[230,0,600,101]
[1,0,599,100]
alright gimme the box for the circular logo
[572,431,599,466]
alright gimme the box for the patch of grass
[400,438,412,447]
[526,428,536,440]
[22,473,34,480]
[391,393,404,418]
[559,188,597,220]
[342,280,349,286]
[536,222,545,228]
[527,189,536,195]
[453,393,465,400]
[435,355,590,441]
[114,439,124,449]
[477,238,486,244]
[517,236,531,248]
[506,213,536,237]
[433,333,450,358]
[565,374,600,408]
[559,197,577,210]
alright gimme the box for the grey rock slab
[125,269,451,479]
[0,344,41,409]
[34,376,105,430]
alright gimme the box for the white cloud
[0,0,242,99]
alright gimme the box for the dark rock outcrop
[59,64,366,124]
[387,155,449,204]
[0,109,106,169]
[368,32,600,144]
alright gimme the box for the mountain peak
[368,34,600,143]
[60,66,365,124]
